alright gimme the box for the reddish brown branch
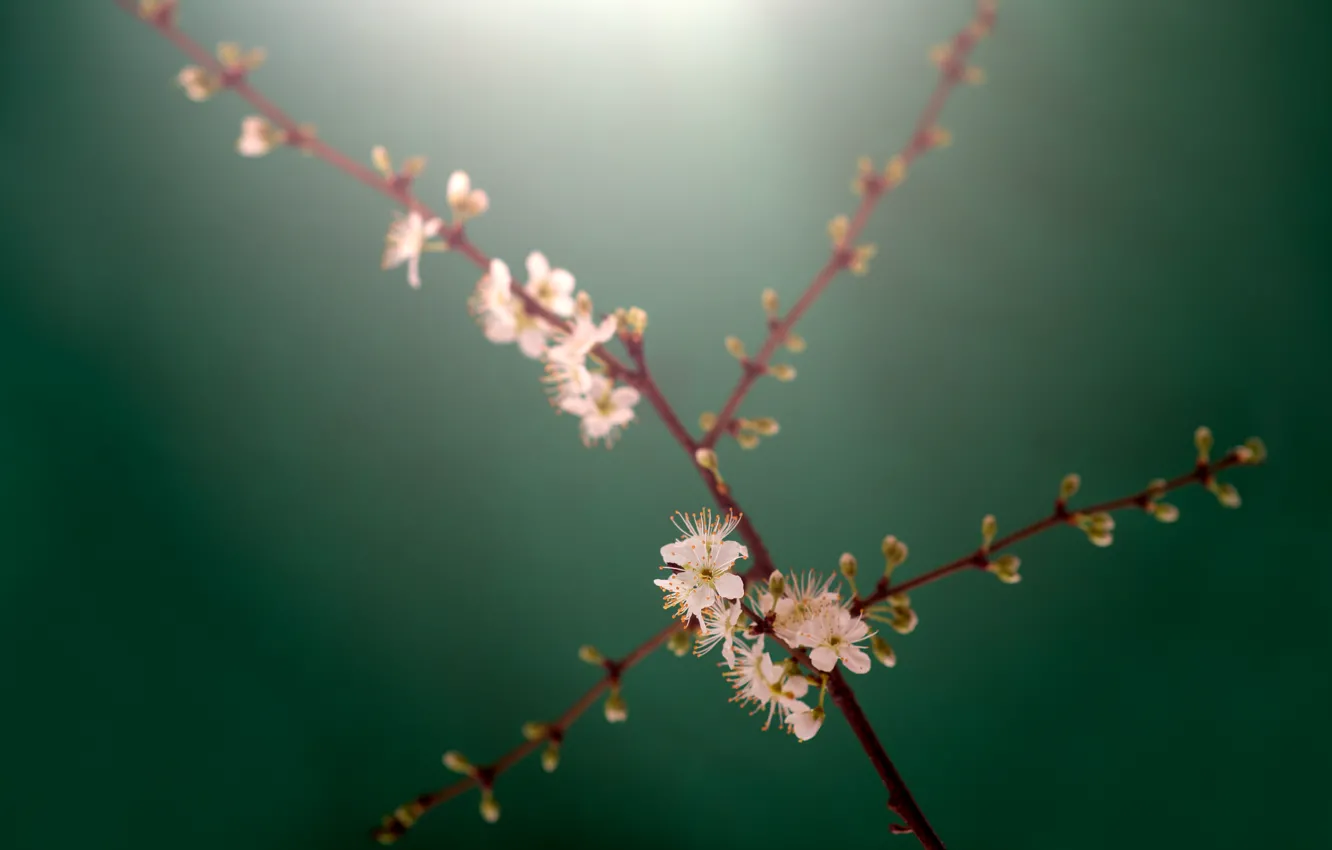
[370,621,680,844]
[853,452,1254,613]
[701,5,995,453]
[114,3,997,847]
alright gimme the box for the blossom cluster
[653,509,889,742]
[169,40,645,450]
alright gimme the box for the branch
[370,621,681,843]
[853,445,1262,614]
[114,2,997,846]
[700,3,995,454]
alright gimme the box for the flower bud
[724,335,747,360]
[698,411,717,432]
[964,66,986,85]
[694,447,719,471]
[236,115,277,158]
[889,606,919,635]
[1194,426,1214,461]
[176,66,219,102]
[521,722,547,741]
[1152,502,1179,523]
[442,751,473,775]
[400,155,428,177]
[1209,480,1241,508]
[479,789,500,824]
[784,332,807,353]
[828,215,850,248]
[541,742,561,773]
[839,552,858,579]
[1243,437,1267,464]
[604,687,628,723]
[883,155,907,187]
[761,288,780,316]
[768,570,786,598]
[927,126,953,148]
[371,145,393,178]
[578,645,604,666]
[849,244,877,276]
[1059,473,1081,502]
[736,431,760,450]
[1146,477,1168,499]
[768,364,797,382]
[986,554,1021,584]
[881,535,909,575]
[870,634,897,668]
[623,306,648,336]
[749,417,780,436]
[666,629,692,657]
[981,514,997,550]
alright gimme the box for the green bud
[839,552,858,579]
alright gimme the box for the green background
[3,1,1328,848]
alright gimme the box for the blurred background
[2,1,1329,848]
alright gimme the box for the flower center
[698,567,716,582]
[828,636,843,647]
[594,391,615,416]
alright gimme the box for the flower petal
[809,646,838,672]
[714,572,744,600]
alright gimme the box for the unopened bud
[768,363,797,382]
[604,687,628,723]
[1152,502,1179,523]
[768,570,786,598]
[694,447,719,470]
[442,751,472,775]
[929,43,951,67]
[987,554,1022,584]
[849,244,877,276]
[870,634,897,668]
[1209,480,1241,508]
[928,126,953,148]
[839,552,858,579]
[176,66,219,102]
[828,214,850,247]
[1060,473,1081,502]
[479,789,500,824]
[400,155,428,177]
[784,332,807,353]
[724,335,747,360]
[623,306,648,336]
[981,514,998,550]
[883,155,907,187]
[698,411,717,432]
[881,535,909,574]
[371,145,393,178]
[1194,426,1214,461]
[541,742,561,773]
[1243,437,1267,464]
[736,432,760,450]
[521,722,547,741]
[578,645,604,666]
[749,417,780,436]
[761,288,780,316]
[964,66,986,85]
[889,606,919,635]
[666,629,692,657]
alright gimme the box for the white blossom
[695,600,743,668]
[446,171,489,222]
[785,704,825,741]
[467,259,549,358]
[524,252,576,318]
[798,605,874,675]
[236,115,277,157]
[557,373,640,448]
[724,636,814,733]
[381,210,444,289]
[177,66,216,102]
[654,509,748,627]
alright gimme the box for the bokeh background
[2,1,1329,848]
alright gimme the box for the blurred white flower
[558,372,640,448]
[236,115,277,157]
[381,210,444,289]
[447,171,489,223]
[524,252,576,318]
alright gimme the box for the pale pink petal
[840,645,872,674]
[786,675,810,699]
[517,328,548,359]
[525,251,551,282]
[447,170,470,203]
[714,572,744,600]
[548,268,575,295]
[788,709,822,741]
[713,540,748,567]
[609,386,640,409]
[809,646,838,672]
